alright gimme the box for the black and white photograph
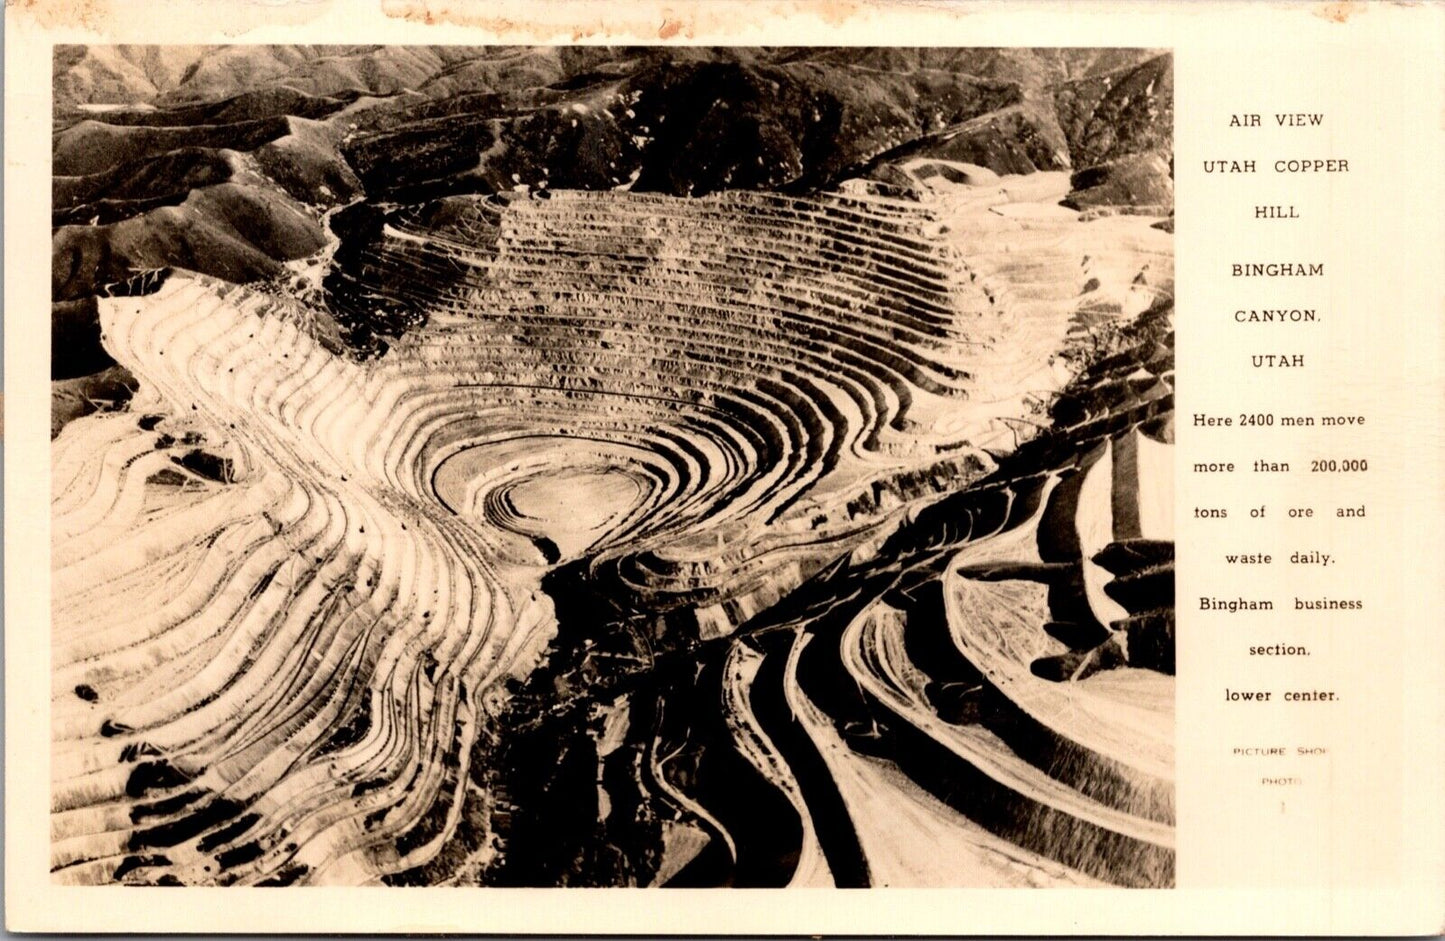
[49,44,1176,889]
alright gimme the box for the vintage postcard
[6,0,1442,934]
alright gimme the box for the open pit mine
[51,46,1175,888]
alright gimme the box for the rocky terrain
[51,46,1174,887]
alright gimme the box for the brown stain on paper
[1314,0,1365,23]
[814,0,864,27]
[8,0,334,37]
[380,0,873,42]
[6,0,115,32]
[9,0,886,43]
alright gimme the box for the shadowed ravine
[52,168,1173,886]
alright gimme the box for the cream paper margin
[5,1,1443,934]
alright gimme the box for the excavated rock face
[50,47,1172,396]
[51,47,1173,889]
